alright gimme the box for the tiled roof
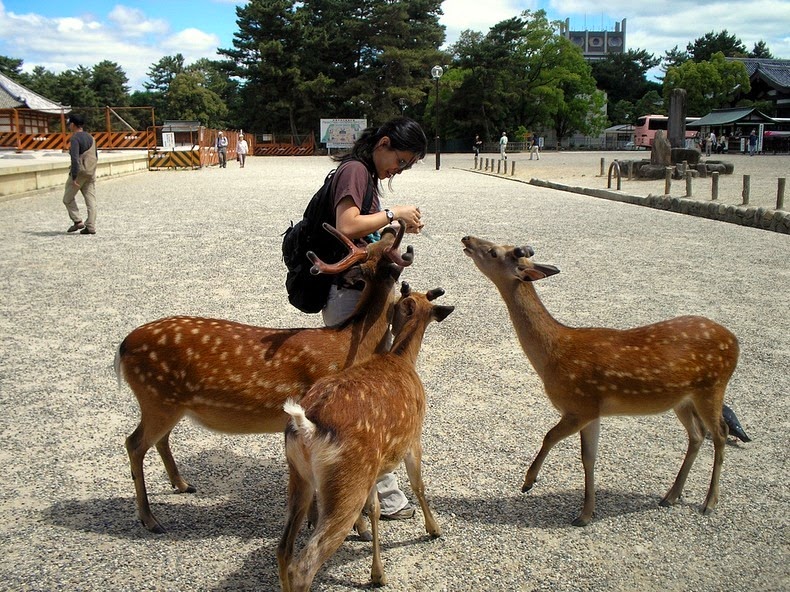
[728,58,790,90]
[0,72,68,113]
[687,107,776,127]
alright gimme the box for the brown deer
[117,224,413,533]
[462,235,738,526]
[277,283,453,591]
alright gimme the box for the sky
[1,0,789,91]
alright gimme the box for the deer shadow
[43,450,289,542]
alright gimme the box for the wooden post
[474,155,478,169]
[711,171,719,201]
[664,167,672,195]
[685,170,693,197]
[484,158,489,171]
[511,161,515,176]
[600,157,605,176]
[497,160,501,174]
[742,175,750,205]
[778,178,786,210]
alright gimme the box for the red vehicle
[634,115,701,148]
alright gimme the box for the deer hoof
[571,515,591,527]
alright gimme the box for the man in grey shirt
[63,113,98,234]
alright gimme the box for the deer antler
[384,220,414,267]
[307,223,368,275]
[426,288,445,301]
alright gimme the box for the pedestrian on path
[217,131,228,168]
[237,134,249,168]
[499,131,508,160]
[62,113,98,235]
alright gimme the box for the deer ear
[433,305,455,322]
[517,263,560,282]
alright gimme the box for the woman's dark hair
[332,117,427,179]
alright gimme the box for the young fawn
[462,235,739,526]
[117,224,413,533]
[278,283,454,591]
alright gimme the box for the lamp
[431,65,443,170]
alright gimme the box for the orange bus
[634,115,701,148]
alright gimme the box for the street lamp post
[431,65,443,170]
[399,98,406,115]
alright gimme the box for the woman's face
[373,137,418,180]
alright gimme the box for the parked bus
[634,115,701,148]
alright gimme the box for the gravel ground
[0,152,787,591]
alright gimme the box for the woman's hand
[393,205,423,234]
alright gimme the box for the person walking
[237,134,249,168]
[320,117,426,521]
[473,134,482,157]
[706,130,716,157]
[499,131,508,160]
[217,131,228,168]
[62,113,98,235]
[749,129,758,156]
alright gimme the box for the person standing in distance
[217,131,228,168]
[63,113,98,235]
[499,131,508,161]
[321,117,426,521]
[237,134,249,168]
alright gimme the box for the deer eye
[488,248,498,258]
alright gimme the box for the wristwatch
[384,208,394,224]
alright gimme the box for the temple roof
[0,72,68,113]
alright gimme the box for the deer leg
[125,411,184,533]
[403,446,441,537]
[522,414,588,493]
[695,392,728,515]
[277,467,314,592]
[660,402,704,507]
[366,487,387,586]
[573,418,601,527]
[155,430,195,494]
[289,496,367,592]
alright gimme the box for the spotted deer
[117,223,413,533]
[462,235,739,526]
[277,283,453,591]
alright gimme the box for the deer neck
[498,280,564,377]
[341,272,396,363]
[390,318,429,366]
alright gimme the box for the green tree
[661,45,690,74]
[144,54,186,93]
[20,65,60,101]
[663,52,750,115]
[165,71,228,127]
[0,55,24,78]
[589,49,661,105]
[687,30,747,62]
[749,41,773,59]
[91,60,130,107]
[447,10,602,143]
[220,0,445,135]
[633,90,666,117]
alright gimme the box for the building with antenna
[559,18,627,61]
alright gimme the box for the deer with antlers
[277,283,453,591]
[462,235,739,526]
[117,223,413,533]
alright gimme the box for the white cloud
[108,5,169,38]
[162,28,221,54]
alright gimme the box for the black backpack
[282,167,374,313]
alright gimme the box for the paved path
[0,154,787,591]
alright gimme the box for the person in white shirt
[499,131,508,160]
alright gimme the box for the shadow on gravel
[430,488,660,528]
[23,230,70,237]
[43,452,288,541]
